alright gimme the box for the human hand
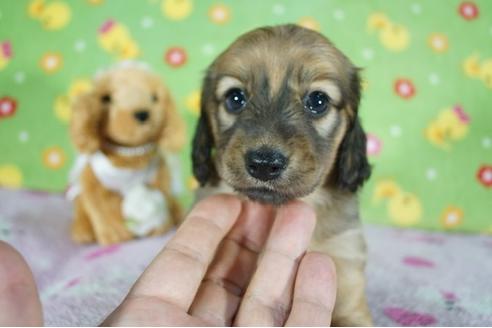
[0,241,43,326]
[103,194,336,326]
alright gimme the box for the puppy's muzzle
[245,147,288,181]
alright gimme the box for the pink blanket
[1,188,491,326]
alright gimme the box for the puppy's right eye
[224,88,247,113]
[303,91,330,117]
[101,94,111,104]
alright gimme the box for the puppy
[192,25,372,326]
[68,63,184,245]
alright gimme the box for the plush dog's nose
[134,110,150,123]
[245,148,288,181]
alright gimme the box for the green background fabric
[0,0,491,232]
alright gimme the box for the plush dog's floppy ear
[159,86,186,153]
[335,69,371,192]
[70,91,102,154]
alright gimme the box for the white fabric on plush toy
[66,151,169,236]
[122,184,167,236]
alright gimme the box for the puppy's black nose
[134,110,150,123]
[245,148,288,181]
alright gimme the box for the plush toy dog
[67,62,185,245]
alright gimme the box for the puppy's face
[193,25,370,204]
[95,68,168,146]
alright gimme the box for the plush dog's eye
[101,94,111,104]
[304,91,331,116]
[224,88,247,113]
[151,94,158,103]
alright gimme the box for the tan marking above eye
[216,76,244,99]
[215,76,242,131]
[309,80,342,105]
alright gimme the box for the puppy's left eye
[151,94,158,103]
[224,88,247,113]
[303,91,331,117]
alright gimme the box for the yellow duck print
[0,41,12,70]
[54,79,92,123]
[185,90,201,116]
[368,12,410,52]
[373,179,422,226]
[464,54,492,89]
[0,165,23,188]
[425,105,470,150]
[28,0,71,30]
[162,0,193,20]
[98,20,140,59]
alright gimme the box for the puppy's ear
[70,91,102,153]
[336,119,371,192]
[192,74,218,186]
[335,69,371,192]
[159,86,186,152]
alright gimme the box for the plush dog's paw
[169,198,184,226]
[95,222,133,245]
[71,219,95,244]
[148,221,174,237]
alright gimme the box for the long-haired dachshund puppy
[192,25,372,326]
[68,63,184,245]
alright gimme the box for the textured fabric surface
[1,188,491,326]
[0,0,491,232]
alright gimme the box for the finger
[129,194,242,311]
[189,200,275,325]
[102,295,206,326]
[234,201,316,326]
[0,241,43,326]
[285,252,336,327]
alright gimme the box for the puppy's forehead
[214,26,351,94]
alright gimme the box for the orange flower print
[208,4,230,25]
[440,206,464,229]
[42,146,66,170]
[39,52,63,73]
[428,33,449,53]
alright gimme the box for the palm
[104,195,336,326]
